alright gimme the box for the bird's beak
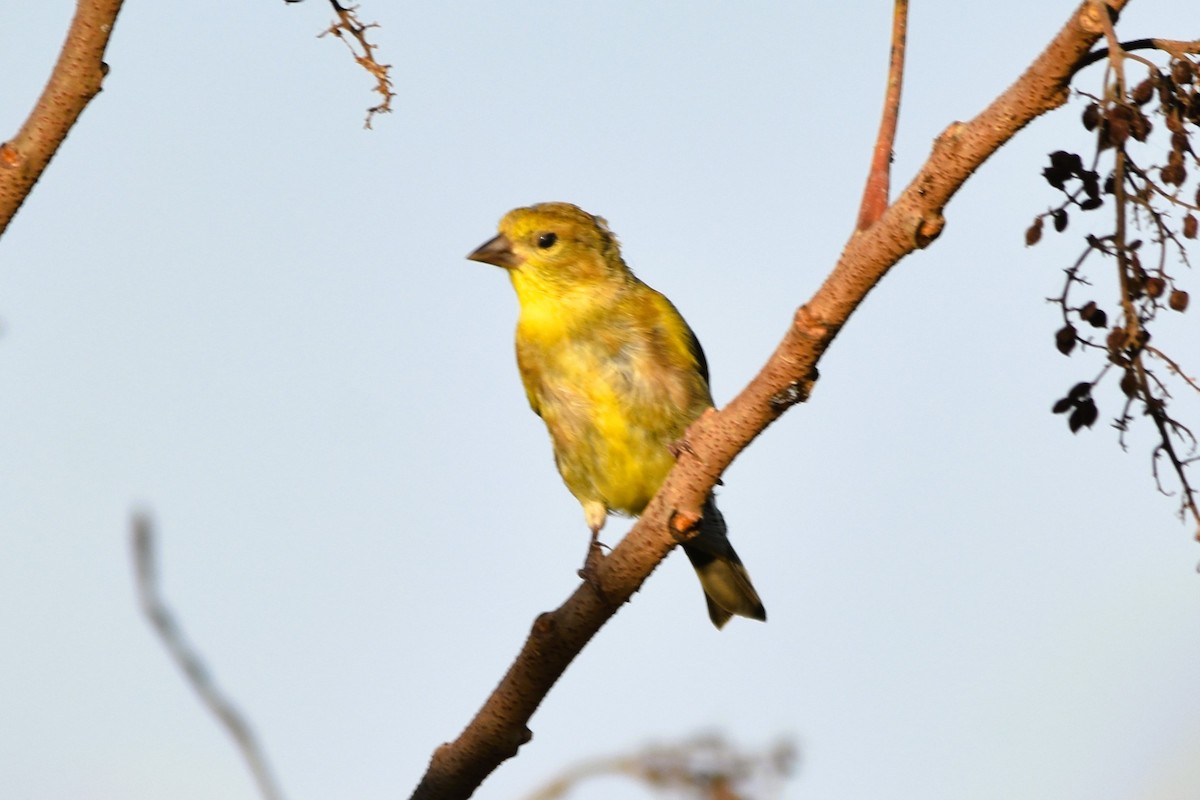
[467,233,519,269]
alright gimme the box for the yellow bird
[468,202,765,628]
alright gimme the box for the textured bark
[0,0,124,236]
[409,2,1129,798]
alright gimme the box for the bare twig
[0,0,124,237]
[1073,36,1200,73]
[318,1,395,128]
[856,0,908,231]
[522,734,796,800]
[131,513,285,800]
[409,3,1129,798]
[1093,10,1200,533]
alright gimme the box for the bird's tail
[681,496,766,629]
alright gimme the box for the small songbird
[468,202,766,628]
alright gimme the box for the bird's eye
[536,232,558,249]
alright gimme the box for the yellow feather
[467,202,766,628]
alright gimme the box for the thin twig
[318,1,395,128]
[1091,10,1200,535]
[521,735,795,800]
[1074,36,1200,73]
[1147,346,1200,394]
[855,0,907,231]
[131,513,285,800]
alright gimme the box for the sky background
[2,2,1199,799]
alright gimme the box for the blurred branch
[0,0,124,237]
[408,3,1128,798]
[856,0,907,231]
[131,513,285,800]
[522,734,796,800]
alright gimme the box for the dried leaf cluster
[1031,36,1200,531]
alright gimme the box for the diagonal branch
[856,0,908,232]
[131,513,286,800]
[408,2,1129,798]
[0,0,124,237]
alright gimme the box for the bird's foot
[577,531,610,600]
[667,437,694,460]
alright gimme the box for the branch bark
[0,0,124,237]
[410,2,1128,798]
[856,0,908,231]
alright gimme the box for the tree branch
[856,0,908,231]
[0,0,124,237]
[316,1,395,128]
[1072,36,1200,73]
[409,2,1130,798]
[131,513,286,800]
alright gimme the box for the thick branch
[409,2,1128,798]
[0,0,124,237]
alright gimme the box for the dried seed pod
[1119,370,1139,398]
[1053,208,1069,232]
[1082,103,1101,130]
[1171,59,1194,86]
[1145,276,1166,298]
[1107,326,1127,352]
[1026,218,1044,246]
[1043,151,1081,189]
[1132,77,1155,105]
[1158,76,1176,105]
[1068,381,1092,401]
[1055,324,1077,355]
[1068,398,1099,432]
[1170,289,1190,312]
[1185,214,1198,240]
[1130,110,1152,142]
[1049,150,1084,173]
[1161,163,1185,186]
[1107,116,1130,146]
[1052,397,1074,414]
[1078,302,1107,328]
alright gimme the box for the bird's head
[467,203,631,295]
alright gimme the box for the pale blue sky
[2,2,1198,799]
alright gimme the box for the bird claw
[667,437,694,459]
[577,532,610,601]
